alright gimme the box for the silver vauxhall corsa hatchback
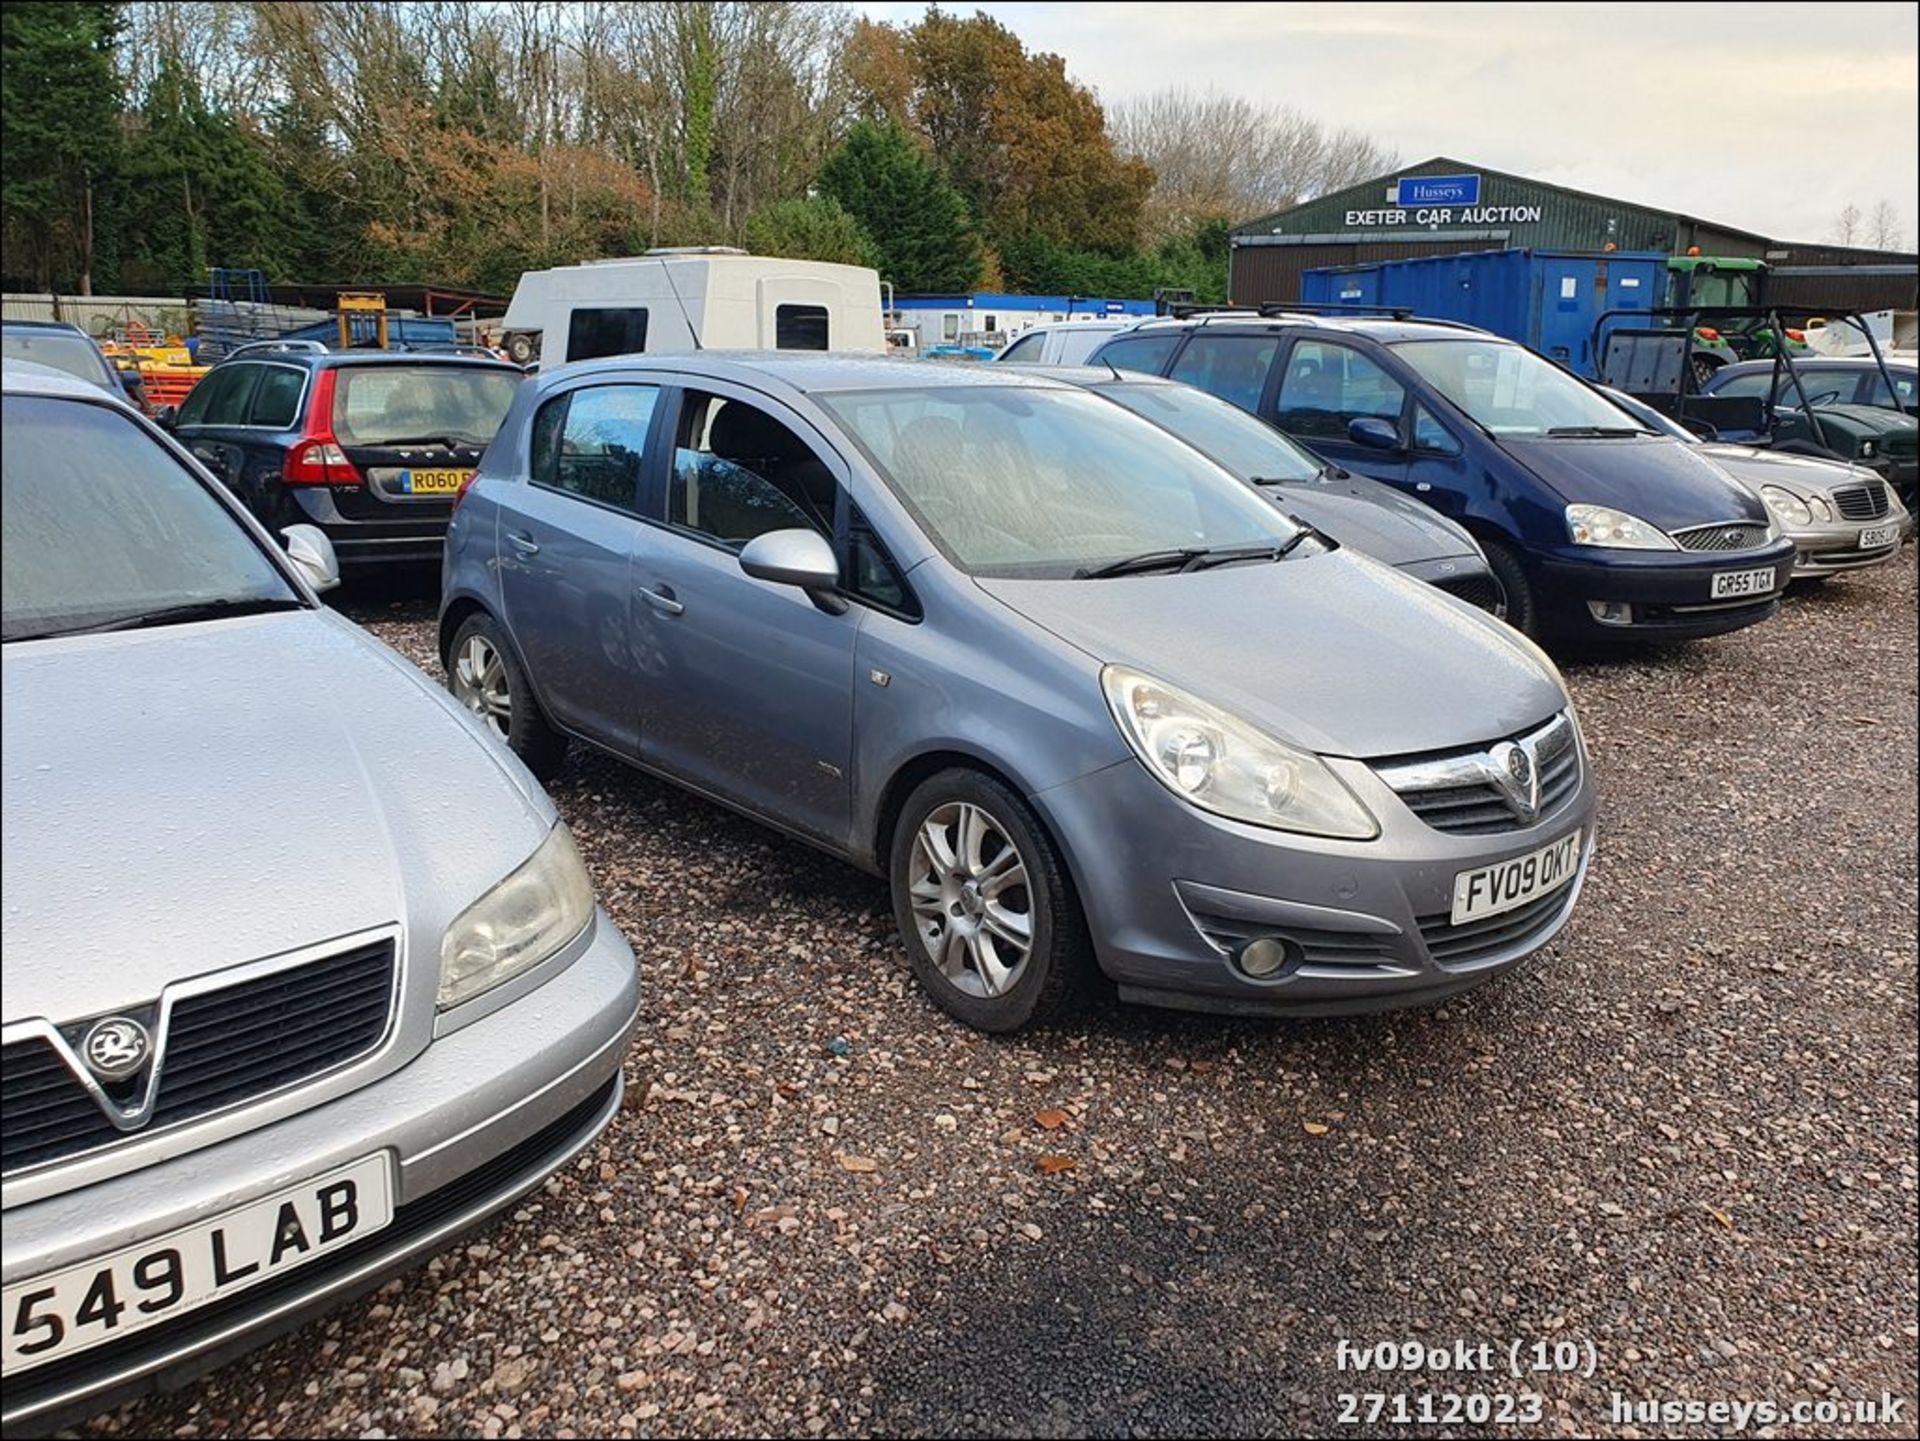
[0,364,638,1429]
[443,354,1597,1033]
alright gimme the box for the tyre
[889,768,1089,1033]
[447,613,568,780]
[1688,353,1720,390]
[505,331,537,365]
[1481,538,1539,637]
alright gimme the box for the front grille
[1432,574,1505,615]
[1418,882,1578,968]
[1,939,395,1175]
[1374,714,1580,836]
[1672,522,1771,551]
[2,1075,619,1430]
[1832,480,1891,521]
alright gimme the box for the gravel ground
[72,560,1916,1440]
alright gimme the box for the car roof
[223,349,520,373]
[0,319,90,336]
[1716,355,1913,376]
[1111,313,1491,345]
[2,356,135,403]
[546,350,1078,395]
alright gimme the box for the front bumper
[1,914,638,1432]
[1033,750,1598,1017]
[1532,539,1796,640]
[1785,518,1906,577]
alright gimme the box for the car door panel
[497,383,663,754]
[630,381,858,847]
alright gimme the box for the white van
[500,248,885,365]
[990,318,1137,366]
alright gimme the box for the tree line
[1,1,1398,305]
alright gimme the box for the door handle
[639,585,684,617]
[506,530,540,555]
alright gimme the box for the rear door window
[247,365,306,428]
[197,364,264,427]
[566,307,650,363]
[1096,333,1181,375]
[775,304,830,351]
[532,384,660,513]
[1168,335,1281,414]
[1275,341,1407,440]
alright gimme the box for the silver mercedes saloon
[0,362,639,1429]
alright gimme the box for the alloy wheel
[907,801,1035,998]
[452,633,511,740]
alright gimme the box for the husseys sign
[1342,173,1543,229]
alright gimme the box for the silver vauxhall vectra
[442,353,1598,1034]
[0,363,639,1429]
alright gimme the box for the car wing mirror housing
[1347,416,1403,451]
[738,529,847,614]
[281,523,341,593]
[152,403,178,430]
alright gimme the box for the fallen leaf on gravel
[732,1187,748,1213]
[1850,715,1880,726]
[1302,1121,1331,1135]
[1034,1109,1069,1130]
[837,1153,880,1173]
[1036,1154,1078,1174]
[1706,1204,1735,1231]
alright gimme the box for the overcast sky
[857,1,1920,246]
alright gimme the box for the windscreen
[820,385,1298,579]
[331,365,521,447]
[3,394,297,642]
[1397,339,1651,437]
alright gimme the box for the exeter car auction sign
[1342,173,1545,230]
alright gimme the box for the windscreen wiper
[1183,542,1289,572]
[52,596,306,638]
[1074,547,1212,579]
[378,434,480,450]
[1544,426,1646,438]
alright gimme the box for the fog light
[1235,936,1297,979]
[1586,600,1634,626]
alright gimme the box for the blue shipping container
[1299,248,1667,377]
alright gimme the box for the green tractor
[1663,255,1809,383]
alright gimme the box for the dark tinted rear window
[776,304,830,350]
[1095,333,1181,375]
[330,365,521,447]
[567,307,650,362]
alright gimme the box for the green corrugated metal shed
[1231,156,1773,305]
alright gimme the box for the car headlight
[439,823,595,1009]
[1807,494,1834,522]
[1101,666,1378,839]
[1565,504,1676,550]
[1858,440,1877,458]
[1760,486,1812,527]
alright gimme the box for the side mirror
[738,529,847,614]
[153,404,178,430]
[281,524,341,594]
[1347,416,1403,452]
